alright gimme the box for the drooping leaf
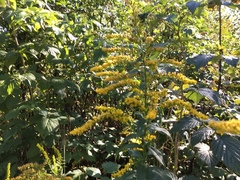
[146,166,178,180]
[185,88,222,105]
[148,146,165,166]
[223,56,239,67]
[102,162,120,174]
[191,127,214,146]
[186,1,201,14]
[187,54,213,70]
[195,143,219,168]
[147,123,172,140]
[170,116,202,133]
[211,134,240,173]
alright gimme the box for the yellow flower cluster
[208,119,240,135]
[144,133,156,142]
[108,55,131,62]
[151,47,164,52]
[96,106,134,124]
[162,72,197,85]
[111,159,134,178]
[160,99,209,120]
[69,116,100,136]
[36,143,50,164]
[146,36,154,43]
[94,71,128,82]
[125,96,144,110]
[96,79,140,95]
[105,34,126,39]
[160,59,182,66]
[102,47,130,53]
[147,89,168,108]
[146,109,157,120]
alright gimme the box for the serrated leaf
[191,127,214,146]
[195,143,218,168]
[187,54,213,70]
[147,123,172,140]
[211,135,240,173]
[37,117,59,137]
[102,162,120,174]
[146,166,178,180]
[223,56,239,67]
[170,116,202,133]
[148,146,165,166]
[186,1,201,14]
[185,88,222,105]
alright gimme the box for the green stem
[217,4,223,92]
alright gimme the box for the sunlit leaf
[147,123,172,140]
[195,143,218,168]
[223,56,239,67]
[85,167,101,178]
[146,166,178,180]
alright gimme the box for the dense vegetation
[0,0,240,179]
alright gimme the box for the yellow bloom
[96,79,140,95]
[69,116,100,136]
[144,133,156,142]
[111,159,134,178]
[162,72,197,85]
[160,99,208,120]
[125,96,144,109]
[208,119,240,135]
[146,36,154,43]
[160,59,182,66]
[146,109,157,120]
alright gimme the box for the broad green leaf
[179,175,199,180]
[211,135,240,173]
[146,166,178,180]
[223,56,239,67]
[170,116,202,133]
[186,1,201,14]
[85,167,101,178]
[137,164,146,180]
[37,117,59,137]
[187,54,213,70]
[191,127,214,146]
[102,162,120,174]
[185,88,222,105]
[147,123,172,140]
[185,90,203,104]
[195,143,218,168]
[210,167,227,177]
[148,146,165,166]
[5,108,20,120]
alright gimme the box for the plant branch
[217,4,223,92]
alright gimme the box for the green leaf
[191,127,214,146]
[5,108,20,120]
[147,123,172,140]
[195,143,218,168]
[187,54,213,70]
[185,90,203,104]
[170,116,202,133]
[210,167,227,177]
[146,166,178,180]
[85,167,101,178]
[148,146,165,166]
[115,171,136,180]
[185,88,222,106]
[211,134,240,173]
[37,117,59,137]
[223,56,239,67]
[102,162,120,174]
[179,175,200,180]
[186,1,201,14]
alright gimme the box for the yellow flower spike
[69,116,101,136]
[208,119,240,135]
[162,72,197,85]
[111,158,134,178]
[160,99,208,120]
[160,59,182,66]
